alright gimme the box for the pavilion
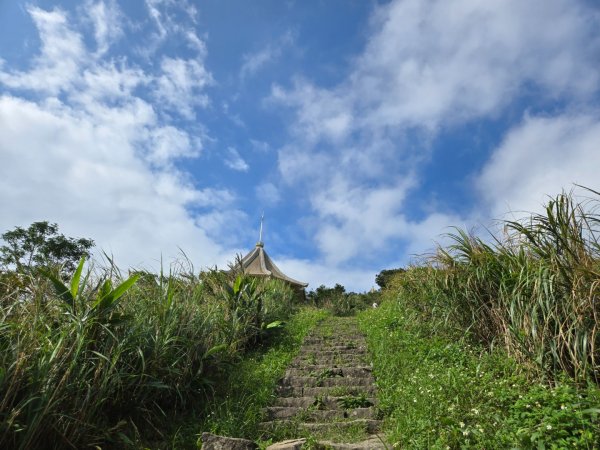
[233,216,308,294]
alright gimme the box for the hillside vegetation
[0,259,303,449]
[1,188,599,449]
[360,189,600,448]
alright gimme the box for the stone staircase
[260,317,387,449]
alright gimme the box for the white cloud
[225,147,250,172]
[84,0,123,56]
[477,111,600,218]
[270,0,600,270]
[0,95,231,270]
[0,6,85,95]
[143,0,207,57]
[0,5,240,272]
[154,57,212,119]
[240,30,295,79]
[274,256,387,292]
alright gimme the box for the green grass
[359,298,600,449]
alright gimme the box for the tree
[375,268,405,289]
[0,221,94,273]
[307,283,346,306]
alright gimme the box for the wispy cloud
[0,6,85,94]
[240,30,295,79]
[154,57,213,119]
[142,0,206,57]
[225,147,249,172]
[256,182,280,206]
[84,0,123,56]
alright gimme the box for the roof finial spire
[258,212,264,247]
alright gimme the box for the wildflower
[471,408,480,415]
[561,405,566,410]
[463,430,470,436]
[372,302,378,308]
[546,425,552,430]
[459,422,465,428]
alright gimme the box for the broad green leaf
[70,256,86,299]
[203,343,227,359]
[94,274,140,311]
[265,320,284,329]
[233,275,243,295]
[40,269,74,311]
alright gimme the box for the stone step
[259,418,382,435]
[286,366,373,378]
[280,376,374,388]
[315,435,388,450]
[272,396,378,409]
[291,357,368,367]
[300,344,368,351]
[265,406,376,421]
[276,385,377,398]
[297,349,368,356]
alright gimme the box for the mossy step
[265,406,376,421]
[259,418,381,435]
[300,345,368,352]
[286,367,372,378]
[280,376,374,388]
[276,385,377,398]
[272,396,378,409]
[297,349,368,357]
[315,435,388,450]
[291,357,368,367]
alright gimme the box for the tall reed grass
[390,189,599,383]
[0,259,295,449]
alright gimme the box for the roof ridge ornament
[257,212,264,247]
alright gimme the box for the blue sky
[1,0,599,291]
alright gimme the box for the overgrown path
[260,316,387,449]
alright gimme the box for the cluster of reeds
[391,188,599,383]
[0,259,295,449]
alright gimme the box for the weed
[338,393,373,409]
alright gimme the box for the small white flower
[459,422,465,428]
[546,425,552,430]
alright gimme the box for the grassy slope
[359,298,600,449]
